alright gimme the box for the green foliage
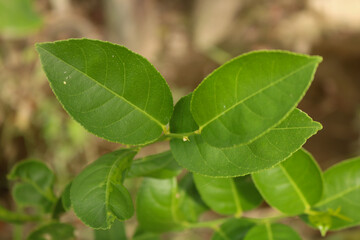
[27,222,74,240]
[0,0,42,38]
[243,223,302,240]
[71,149,137,229]
[36,39,173,145]
[252,149,323,215]
[3,38,358,239]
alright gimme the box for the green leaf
[243,223,301,240]
[36,39,173,145]
[193,174,262,216]
[314,157,360,230]
[0,205,39,224]
[71,149,137,229]
[94,220,126,240]
[0,0,42,38]
[27,222,74,240]
[127,151,182,179]
[252,149,323,215]
[191,50,321,148]
[170,94,321,177]
[8,160,56,212]
[133,227,161,240]
[61,182,72,211]
[136,175,207,233]
[211,218,255,240]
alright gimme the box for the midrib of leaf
[196,60,319,130]
[37,45,166,130]
[316,185,360,207]
[23,177,56,203]
[229,179,242,217]
[265,222,274,240]
[279,164,311,211]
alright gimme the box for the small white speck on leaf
[64,71,67,74]
[63,81,67,85]
[183,136,190,142]
[112,55,114,58]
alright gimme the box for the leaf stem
[182,217,230,230]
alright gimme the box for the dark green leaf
[27,222,74,240]
[315,157,360,230]
[243,223,301,240]
[8,160,56,212]
[136,175,207,233]
[0,0,42,38]
[252,149,323,215]
[71,149,137,229]
[194,174,262,216]
[94,220,126,240]
[61,182,72,211]
[170,95,321,177]
[36,39,173,145]
[191,50,321,148]
[127,151,182,179]
[211,218,255,240]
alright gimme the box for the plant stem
[182,218,231,230]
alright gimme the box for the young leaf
[314,157,360,230]
[170,94,321,177]
[8,160,56,212]
[191,50,322,148]
[211,218,255,240]
[252,149,323,215]
[71,149,137,229]
[136,175,207,233]
[127,151,182,179]
[27,222,74,240]
[0,205,39,224]
[94,220,126,240]
[193,174,262,216]
[36,39,173,145]
[243,223,301,240]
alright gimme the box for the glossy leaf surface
[36,39,173,145]
[191,50,321,148]
[170,95,322,177]
[315,157,360,230]
[8,160,56,212]
[211,218,255,240]
[252,149,323,215]
[243,223,301,240]
[194,174,262,216]
[127,151,182,179]
[27,223,74,240]
[71,149,136,229]
[94,220,126,240]
[136,175,207,233]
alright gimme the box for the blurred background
[0,0,359,239]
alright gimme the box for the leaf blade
[191,50,321,148]
[36,39,173,145]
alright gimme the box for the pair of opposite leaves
[36,39,322,177]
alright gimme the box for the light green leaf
[71,149,137,229]
[36,39,173,145]
[27,222,74,240]
[8,160,56,212]
[136,175,207,233]
[211,218,255,240]
[193,174,262,216]
[191,50,321,148]
[252,149,323,215]
[132,227,161,240]
[243,223,302,240]
[0,205,39,224]
[0,0,42,38]
[127,151,182,179]
[94,220,126,240]
[315,157,360,230]
[170,95,321,177]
